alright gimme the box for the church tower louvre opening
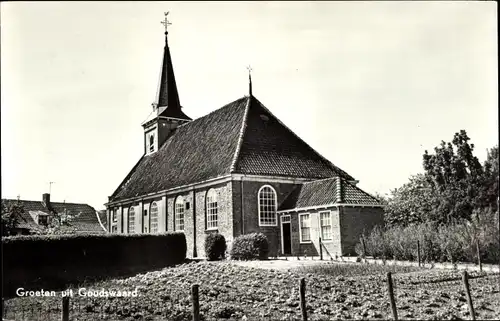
[142,12,191,155]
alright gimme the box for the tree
[384,174,438,226]
[1,200,22,236]
[422,130,486,223]
[480,145,499,212]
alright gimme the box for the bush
[230,233,269,260]
[356,208,499,264]
[204,233,227,261]
[2,232,187,297]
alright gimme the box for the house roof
[3,199,106,233]
[110,95,355,202]
[279,177,382,211]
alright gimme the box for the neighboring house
[105,16,384,257]
[3,193,106,235]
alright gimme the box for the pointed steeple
[156,12,191,120]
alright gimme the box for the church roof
[3,199,106,233]
[110,95,355,202]
[279,177,382,211]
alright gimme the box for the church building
[105,14,384,258]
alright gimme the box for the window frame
[206,189,218,230]
[127,206,136,234]
[298,213,312,244]
[257,185,278,227]
[319,211,333,242]
[150,202,159,234]
[174,196,185,232]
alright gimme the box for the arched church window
[258,185,277,226]
[175,196,185,231]
[206,189,218,230]
[128,207,136,233]
[150,202,159,233]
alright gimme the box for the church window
[150,202,159,233]
[258,185,277,226]
[175,196,185,231]
[112,209,118,223]
[299,213,311,243]
[206,189,218,230]
[149,133,155,152]
[128,207,136,233]
[320,211,332,241]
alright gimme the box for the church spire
[156,12,191,120]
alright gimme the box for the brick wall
[287,208,342,258]
[193,181,234,258]
[162,181,235,258]
[232,180,301,257]
[339,207,384,255]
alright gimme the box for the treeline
[362,130,499,264]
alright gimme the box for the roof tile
[279,177,382,211]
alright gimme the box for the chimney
[42,193,51,208]
[336,177,343,203]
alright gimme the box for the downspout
[240,179,245,235]
[192,187,197,258]
[165,195,168,231]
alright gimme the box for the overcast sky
[1,1,497,210]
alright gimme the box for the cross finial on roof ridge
[246,65,253,96]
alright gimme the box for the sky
[1,1,498,210]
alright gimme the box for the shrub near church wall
[2,233,186,297]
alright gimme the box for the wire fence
[3,270,499,321]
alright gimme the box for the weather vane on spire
[161,12,172,32]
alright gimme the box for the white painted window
[150,202,159,233]
[299,213,311,243]
[258,185,277,226]
[206,189,218,230]
[320,211,332,241]
[128,207,136,234]
[175,196,185,231]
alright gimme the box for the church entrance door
[281,215,292,255]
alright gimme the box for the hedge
[204,233,227,261]
[2,232,186,297]
[230,232,269,260]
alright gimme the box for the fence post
[61,296,69,321]
[386,272,398,320]
[417,240,421,267]
[299,278,307,321]
[191,284,200,321]
[462,271,476,320]
[475,239,482,272]
[319,237,323,261]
